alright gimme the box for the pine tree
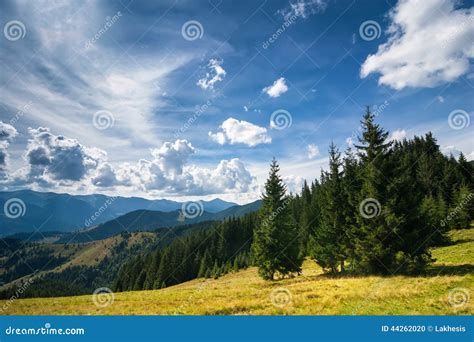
[197,250,212,278]
[458,152,473,188]
[449,185,473,229]
[353,107,395,273]
[308,143,346,273]
[341,147,360,269]
[252,159,302,280]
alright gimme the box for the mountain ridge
[57,199,262,243]
[0,190,245,237]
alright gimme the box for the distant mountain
[57,200,262,243]
[212,200,262,220]
[0,190,238,237]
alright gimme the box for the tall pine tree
[353,107,395,274]
[252,159,302,280]
[308,143,346,273]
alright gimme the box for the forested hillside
[114,109,473,293]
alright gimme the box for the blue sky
[0,0,473,203]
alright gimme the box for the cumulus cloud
[95,149,257,195]
[91,163,124,188]
[197,59,226,90]
[187,159,256,194]
[279,0,327,21]
[307,144,320,159]
[23,127,106,184]
[389,129,407,142]
[208,118,272,147]
[151,140,195,176]
[4,126,257,196]
[0,122,18,171]
[0,122,18,142]
[361,0,474,90]
[262,77,288,98]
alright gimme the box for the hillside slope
[2,228,473,315]
[58,200,261,243]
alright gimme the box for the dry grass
[2,229,473,315]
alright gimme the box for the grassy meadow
[2,228,473,315]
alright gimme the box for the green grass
[2,229,473,315]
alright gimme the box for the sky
[0,0,473,204]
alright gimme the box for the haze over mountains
[0,190,260,238]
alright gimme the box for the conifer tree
[353,107,395,273]
[252,159,302,280]
[308,143,346,272]
[449,184,473,229]
[198,250,212,278]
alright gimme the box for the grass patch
[2,229,473,315]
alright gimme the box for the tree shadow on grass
[302,264,474,281]
[424,264,474,277]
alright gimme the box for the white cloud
[279,0,327,21]
[4,127,258,196]
[284,174,304,194]
[197,59,226,90]
[21,127,106,184]
[389,129,407,142]
[307,144,320,159]
[0,122,18,171]
[262,77,288,98]
[151,140,195,176]
[346,137,354,147]
[209,118,272,147]
[188,159,256,194]
[361,0,474,90]
[467,151,474,161]
[442,145,462,158]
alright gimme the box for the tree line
[115,108,472,290]
[114,214,256,291]
[256,108,473,277]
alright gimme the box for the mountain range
[0,190,259,238]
